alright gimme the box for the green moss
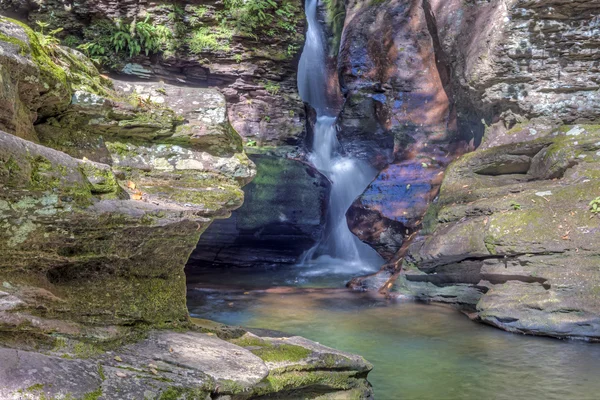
[82,388,103,400]
[73,342,103,359]
[253,343,311,363]
[484,241,497,255]
[2,156,22,186]
[25,154,94,204]
[421,202,441,235]
[78,163,118,194]
[141,172,244,211]
[98,364,106,381]
[321,0,346,55]
[231,335,312,363]
[252,370,361,397]
[0,32,29,55]
[1,17,70,97]
[25,383,46,393]
[158,386,211,400]
[217,379,246,395]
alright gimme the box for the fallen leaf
[126,181,136,190]
[150,368,158,375]
[116,372,127,378]
[148,363,158,369]
[114,356,123,362]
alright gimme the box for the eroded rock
[394,124,600,340]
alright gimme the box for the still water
[188,282,600,400]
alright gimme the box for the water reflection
[188,286,600,400]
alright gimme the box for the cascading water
[297,0,383,277]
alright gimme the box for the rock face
[5,0,307,147]
[396,123,600,340]
[0,14,375,399]
[335,0,600,341]
[335,0,471,259]
[188,154,330,269]
[428,0,600,125]
[0,16,253,340]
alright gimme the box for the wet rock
[188,154,330,269]
[347,161,445,260]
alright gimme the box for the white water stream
[297,0,383,276]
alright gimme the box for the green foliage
[262,80,280,95]
[321,0,346,55]
[510,201,521,211]
[246,140,257,147]
[62,35,81,48]
[34,20,63,54]
[222,0,299,39]
[590,197,600,215]
[188,26,232,53]
[234,53,243,63]
[286,43,300,58]
[79,17,171,65]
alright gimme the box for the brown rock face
[342,0,600,264]
[336,0,469,259]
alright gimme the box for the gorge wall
[334,0,600,340]
[1,2,600,394]
[0,4,374,398]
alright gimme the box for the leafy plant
[63,35,81,48]
[34,20,63,54]
[188,26,232,53]
[222,0,298,39]
[510,201,521,211]
[79,17,172,64]
[246,140,257,147]
[286,43,299,58]
[590,197,600,215]
[262,80,280,95]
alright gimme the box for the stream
[187,274,600,400]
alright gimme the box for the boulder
[0,328,373,399]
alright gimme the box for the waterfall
[297,0,383,276]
